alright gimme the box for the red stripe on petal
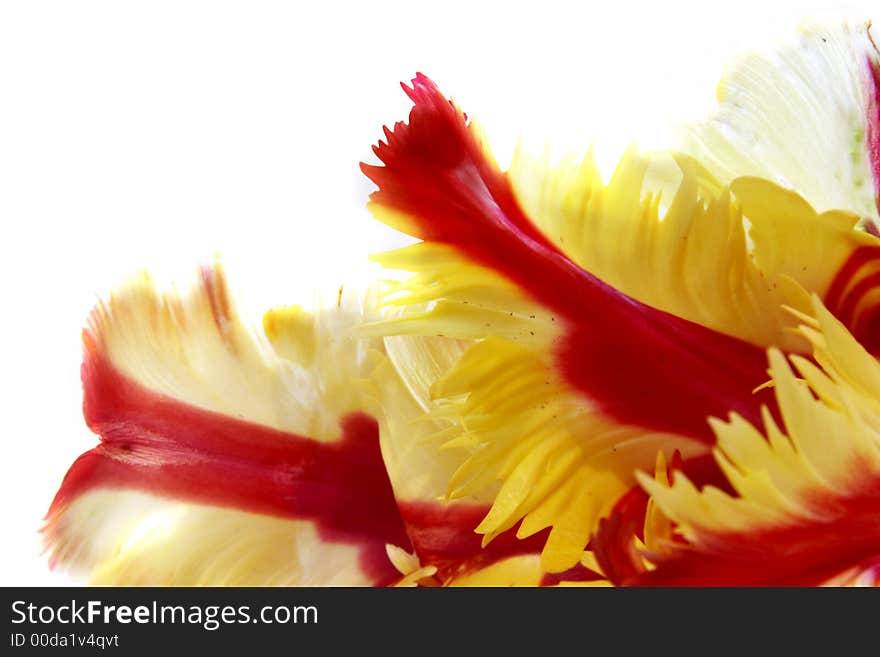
[831,270,880,329]
[824,245,880,355]
[540,564,605,586]
[398,502,548,583]
[867,52,880,216]
[591,453,735,585]
[630,458,880,587]
[363,74,775,442]
[199,264,235,341]
[824,245,880,309]
[48,333,410,585]
[591,487,650,585]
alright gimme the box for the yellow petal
[679,20,880,224]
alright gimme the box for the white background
[0,0,874,585]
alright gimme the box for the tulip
[45,20,880,586]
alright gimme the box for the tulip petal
[509,147,800,349]
[634,298,880,586]
[728,177,880,355]
[262,294,571,584]
[732,177,877,297]
[45,264,409,585]
[48,490,383,586]
[361,74,782,571]
[393,502,607,586]
[510,132,880,359]
[681,21,880,223]
[362,73,775,442]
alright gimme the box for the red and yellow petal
[508,147,799,349]
[670,21,880,360]
[44,264,409,585]
[632,299,880,586]
[362,73,777,442]
[259,288,593,585]
[48,22,880,588]
[360,74,790,573]
[384,506,608,587]
[725,176,880,361]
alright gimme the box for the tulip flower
[45,20,880,586]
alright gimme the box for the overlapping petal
[633,299,880,586]
[361,60,880,580]
[45,20,880,588]
[359,74,797,572]
[46,263,598,586]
